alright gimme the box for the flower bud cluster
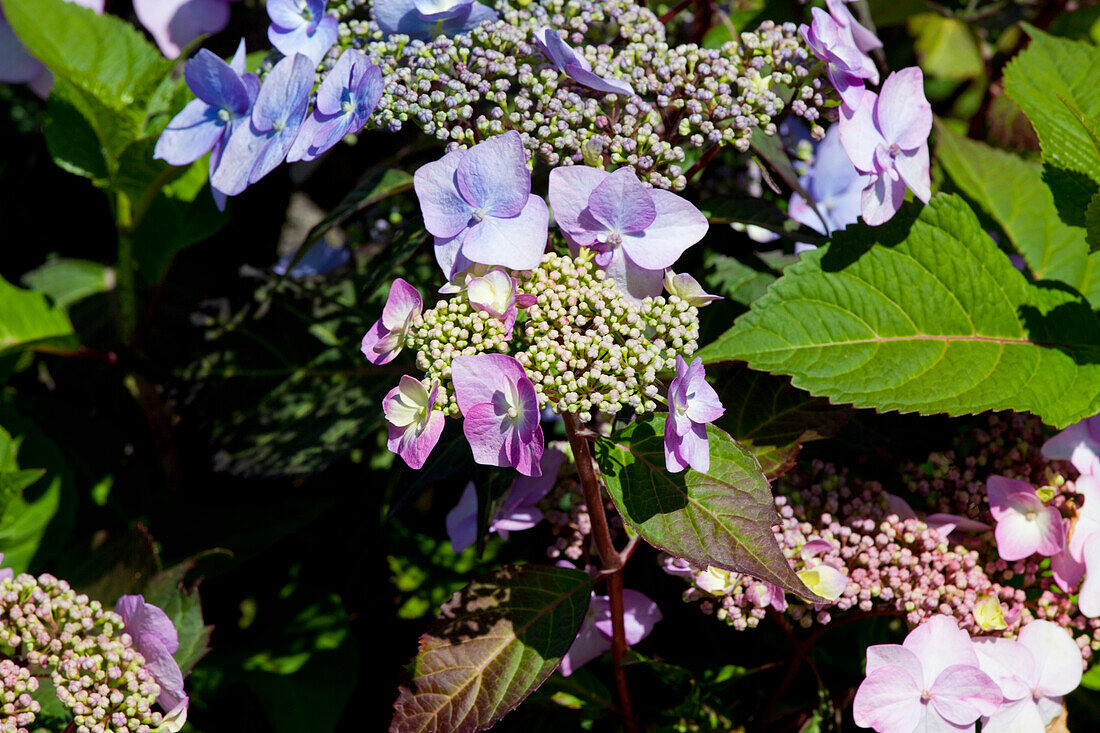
[514,253,698,422]
[326,0,827,189]
[0,659,39,733]
[0,574,164,733]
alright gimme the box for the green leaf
[43,81,110,184]
[699,197,821,245]
[1043,164,1098,230]
[908,14,982,81]
[697,194,1100,429]
[391,564,592,733]
[0,273,74,355]
[935,122,1100,305]
[22,259,114,309]
[595,416,818,599]
[711,367,852,480]
[1088,194,1100,254]
[299,168,414,253]
[0,471,61,573]
[131,185,230,282]
[0,427,44,522]
[1003,25,1100,184]
[704,253,777,306]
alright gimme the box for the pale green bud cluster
[403,298,511,416]
[0,574,164,733]
[514,253,698,422]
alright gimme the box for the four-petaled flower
[853,615,1002,733]
[549,166,709,301]
[560,590,662,676]
[465,267,536,338]
[267,0,338,65]
[800,6,878,108]
[1042,413,1100,477]
[789,124,868,235]
[361,278,423,365]
[451,353,544,476]
[986,475,1065,561]
[287,49,383,163]
[414,131,549,278]
[115,595,189,724]
[374,0,498,39]
[154,40,258,209]
[383,376,445,469]
[664,356,724,474]
[974,620,1083,731]
[838,68,932,226]
[664,271,721,307]
[533,28,635,97]
[134,0,234,59]
[212,53,316,197]
[446,449,566,552]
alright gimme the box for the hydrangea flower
[664,356,724,474]
[451,353,544,476]
[361,278,423,365]
[788,124,867,235]
[800,6,878,108]
[445,449,565,552]
[549,166,708,300]
[1079,533,1100,617]
[383,376,445,470]
[414,131,549,278]
[1050,474,1100,590]
[133,0,234,59]
[267,0,338,65]
[664,271,721,307]
[154,40,258,208]
[0,0,104,97]
[211,53,315,197]
[1041,414,1100,477]
[853,615,1001,733]
[838,68,932,226]
[287,49,383,163]
[825,0,882,54]
[560,590,661,676]
[374,0,498,39]
[695,566,739,595]
[986,476,1064,561]
[974,621,1083,731]
[532,28,635,97]
[465,267,536,338]
[747,581,788,611]
[115,595,188,722]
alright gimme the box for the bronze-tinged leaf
[390,564,592,733]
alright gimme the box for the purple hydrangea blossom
[465,267,536,338]
[451,353,544,476]
[154,40,258,209]
[986,476,1064,561]
[1,0,105,97]
[838,67,932,226]
[210,52,315,198]
[133,0,234,59]
[361,278,423,365]
[800,6,878,109]
[383,376,446,469]
[287,49,383,163]
[825,0,882,54]
[664,271,721,307]
[267,0,338,65]
[664,356,724,474]
[414,131,549,278]
[374,0,498,39]
[1051,474,1100,592]
[445,449,566,552]
[548,166,709,301]
[788,124,868,235]
[560,590,662,676]
[115,595,189,720]
[974,621,1083,730]
[853,615,1002,733]
[532,28,635,97]
[1041,414,1100,477]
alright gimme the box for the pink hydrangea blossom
[1042,414,1100,477]
[800,6,878,108]
[986,476,1064,561]
[360,278,423,365]
[974,620,1083,731]
[853,615,1001,733]
[1051,474,1100,591]
[560,590,661,676]
[825,0,882,54]
[664,356,724,474]
[451,353,544,476]
[383,376,445,469]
